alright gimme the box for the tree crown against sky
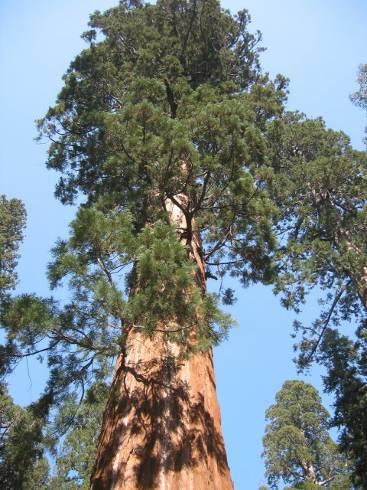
[262,380,352,489]
[268,113,367,331]
[1,0,366,487]
[1,0,291,394]
[265,108,367,486]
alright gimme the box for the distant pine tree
[263,380,352,489]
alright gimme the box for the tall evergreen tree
[0,196,50,489]
[262,380,351,489]
[1,0,288,487]
[268,113,367,485]
[0,195,25,301]
[3,3,365,488]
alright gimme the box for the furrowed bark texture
[90,195,233,489]
[90,333,232,489]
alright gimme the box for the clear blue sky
[0,1,366,488]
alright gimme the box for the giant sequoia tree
[2,2,366,488]
[2,1,289,488]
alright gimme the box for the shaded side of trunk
[90,331,233,489]
[90,193,233,489]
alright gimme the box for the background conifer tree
[0,196,50,489]
[262,380,352,489]
[1,3,366,488]
[268,111,367,485]
[0,195,26,300]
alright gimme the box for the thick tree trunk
[90,193,233,489]
[90,331,233,489]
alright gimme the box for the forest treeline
[0,1,366,488]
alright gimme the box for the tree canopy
[267,109,367,486]
[1,0,288,486]
[0,0,290,406]
[1,1,366,487]
[262,380,351,489]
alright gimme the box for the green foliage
[0,195,25,299]
[0,385,49,489]
[271,114,367,381]
[9,0,288,406]
[286,476,353,490]
[0,195,26,381]
[3,295,55,347]
[49,381,109,489]
[50,206,234,350]
[286,483,320,490]
[316,327,367,488]
[127,220,234,346]
[127,220,201,331]
[38,0,285,287]
[38,0,269,198]
[263,380,351,489]
[267,112,367,485]
[270,115,367,315]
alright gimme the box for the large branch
[192,170,211,215]
[204,223,234,261]
[303,284,348,366]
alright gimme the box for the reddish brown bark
[90,191,233,489]
[90,331,233,489]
